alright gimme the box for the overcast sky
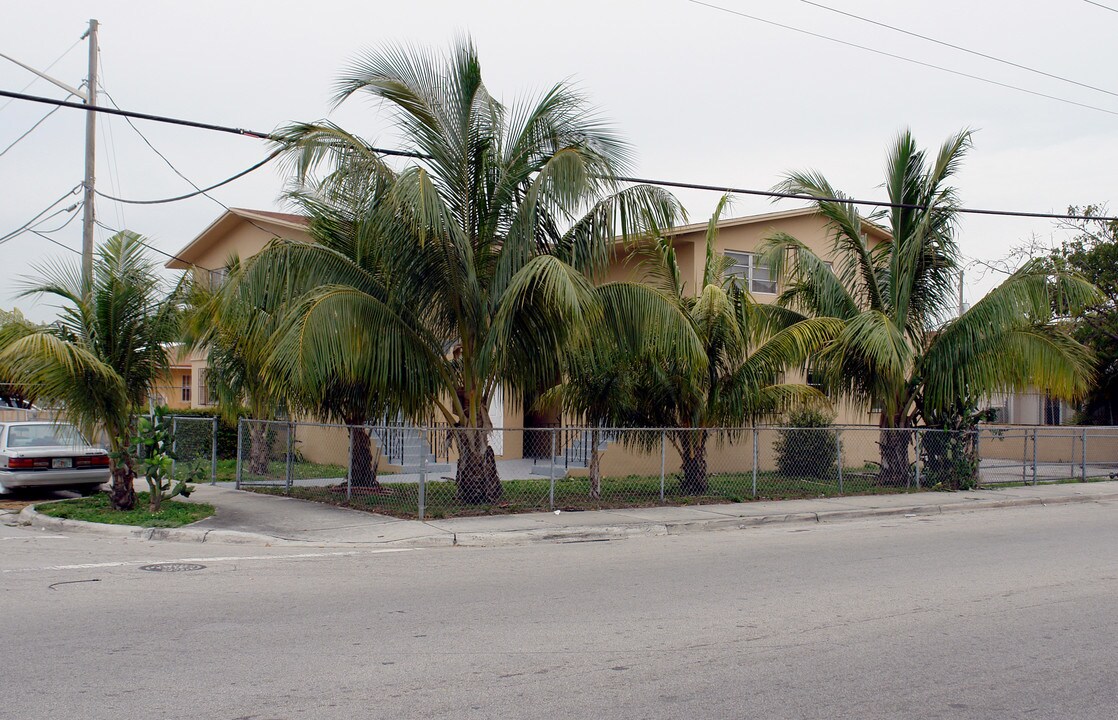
[2,0,1115,321]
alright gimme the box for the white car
[0,422,110,495]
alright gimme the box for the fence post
[752,427,759,499]
[549,428,556,511]
[914,428,921,490]
[235,418,244,490]
[346,426,353,502]
[836,427,844,495]
[1082,427,1088,482]
[1032,427,1038,485]
[170,416,178,481]
[285,421,295,495]
[210,416,218,485]
[419,429,427,521]
[659,430,666,503]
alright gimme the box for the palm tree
[0,232,183,510]
[234,39,689,504]
[593,196,840,494]
[183,259,284,478]
[762,130,1100,484]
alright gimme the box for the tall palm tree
[0,232,183,510]
[234,39,690,504]
[602,196,840,494]
[762,130,1099,484]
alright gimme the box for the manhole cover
[139,563,206,573]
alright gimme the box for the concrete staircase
[530,429,613,477]
[372,425,451,474]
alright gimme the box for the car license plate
[51,458,72,469]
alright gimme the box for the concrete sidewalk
[19,480,1118,548]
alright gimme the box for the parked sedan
[0,422,110,494]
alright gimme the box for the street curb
[18,490,1118,549]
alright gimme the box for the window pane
[723,251,751,279]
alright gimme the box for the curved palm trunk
[677,429,709,495]
[348,425,381,489]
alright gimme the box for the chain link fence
[233,421,1118,519]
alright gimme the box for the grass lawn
[245,468,924,520]
[215,458,352,483]
[36,492,215,528]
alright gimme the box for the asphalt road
[3,501,1117,719]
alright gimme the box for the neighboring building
[602,206,892,427]
[157,208,314,412]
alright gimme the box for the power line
[31,229,81,255]
[94,219,213,271]
[100,88,228,211]
[687,0,1118,118]
[0,187,82,245]
[2,87,1116,223]
[1083,0,1118,13]
[93,151,280,205]
[0,105,63,159]
[612,174,1118,223]
[0,37,82,114]
[801,0,1118,100]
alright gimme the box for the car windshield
[6,424,87,448]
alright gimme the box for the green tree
[183,259,286,478]
[234,39,687,504]
[0,307,35,408]
[613,196,839,494]
[0,232,183,510]
[763,130,1100,484]
[1052,205,1118,424]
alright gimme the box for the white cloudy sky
[2,0,1116,320]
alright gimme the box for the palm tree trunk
[348,425,380,489]
[678,430,709,495]
[878,423,913,487]
[588,429,602,500]
[249,424,269,475]
[454,427,501,504]
[108,452,136,511]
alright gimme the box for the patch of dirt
[0,500,33,511]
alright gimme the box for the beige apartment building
[160,205,1064,441]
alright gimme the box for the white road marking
[1,535,68,540]
[1,548,413,573]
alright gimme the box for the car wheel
[75,484,104,496]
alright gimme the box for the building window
[208,266,229,290]
[1044,395,1061,425]
[724,251,777,294]
[181,374,191,403]
[198,369,213,406]
[807,369,829,396]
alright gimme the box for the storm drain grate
[139,563,206,573]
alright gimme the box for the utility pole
[80,19,99,291]
[958,269,965,318]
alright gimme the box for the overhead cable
[1,88,1115,222]
[687,0,1118,118]
[801,0,1118,100]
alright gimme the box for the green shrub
[774,408,838,479]
[163,408,243,459]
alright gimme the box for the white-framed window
[724,251,777,294]
[181,374,192,403]
[198,369,213,406]
[208,266,229,290]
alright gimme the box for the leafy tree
[131,405,197,512]
[612,196,839,494]
[235,39,687,504]
[0,307,35,408]
[1052,205,1118,424]
[184,259,289,478]
[762,130,1100,484]
[0,232,183,510]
